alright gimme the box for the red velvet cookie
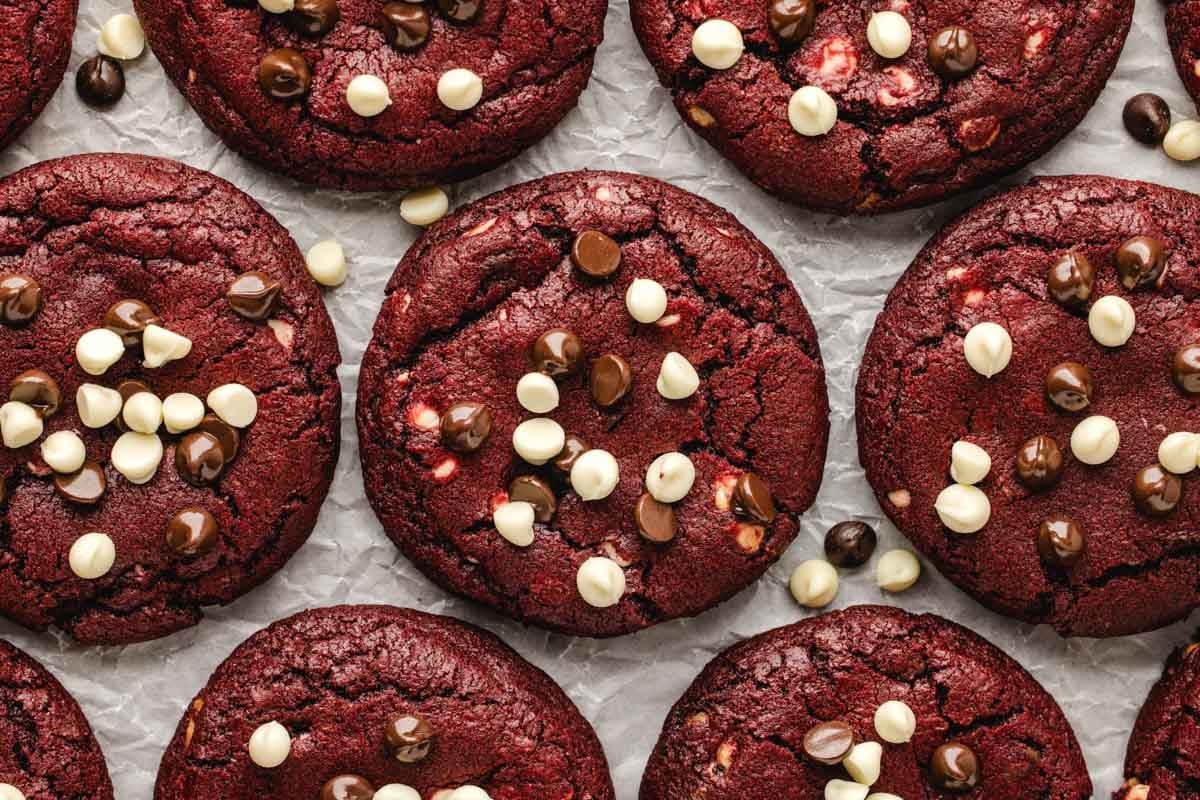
[132,0,606,190]
[0,154,341,645]
[357,170,829,637]
[630,0,1132,214]
[154,604,615,799]
[641,605,1092,800]
[1168,2,1200,114]
[0,1,77,152]
[0,639,113,800]
[857,175,1200,638]
[1118,640,1200,800]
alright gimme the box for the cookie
[641,605,1092,800]
[154,604,615,799]
[856,175,1200,638]
[0,639,113,800]
[1168,2,1200,114]
[630,0,1132,214]
[357,170,829,637]
[132,0,606,190]
[0,154,341,645]
[0,1,77,152]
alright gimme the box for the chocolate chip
[570,231,621,278]
[320,775,375,800]
[104,298,161,345]
[1045,362,1093,412]
[1016,435,1064,491]
[258,48,312,100]
[166,507,219,556]
[553,434,589,475]
[117,379,152,403]
[590,354,632,407]
[1037,515,1085,569]
[1115,236,1167,290]
[930,741,981,792]
[824,521,877,568]
[768,0,815,44]
[227,272,282,321]
[635,492,677,543]
[385,713,434,763]
[1046,251,1094,307]
[76,55,125,107]
[731,473,776,523]
[0,273,43,326]
[54,461,106,505]
[285,0,340,36]
[803,720,855,765]
[196,414,241,460]
[1133,464,1183,517]
[531,328,583,379]
[510,475,556,522]
[928,26,978,79]
[1174,343,1200,394]
[9,370,61,417]
[437,0,481,23]
[1123,93,1171,145]
[175,432,226,486]
[440,402,491,453]
[382,3,431,50]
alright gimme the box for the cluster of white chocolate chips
[817,700,919,800]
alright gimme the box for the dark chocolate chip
[509,475,556,522]
[731,472,776,523]
[570,231,621,278]
[440,402,492,453]
[0,273,43,326]
[258,48,312,100]
[9,370,61,417]
[824,521,877,568]
[553,434,589,476]
[635,492,677,543]
[227,272,282,321]
[54,461,106,505]
[928,26,978,79]
[1133,464,1183,517]
[437,0,481,23]
[1046,251,1094,307]
[1174,343,1200,395]
[196,414,241,460]
[166,507,219,556]
[1045,362,1093,412]
[286,0,340,36]
[104,298,161,345]
[382,3,431,50]
[1115,236,1167,290]
[768,0,815,44]
[1123,93,1171,145]
[1037,515,1085,569]
[930,741,981,792]
[175,432,226,486]
[320,775,375,800]
[590,353,633,407]
[76,55,125,107]
[385,713,434,763]
[1016,435,1064,491]
[531,329,583,379]
[802,720,855,765]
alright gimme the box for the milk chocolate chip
[385,713,434,763]
[531,329,583,378]
[196,414,241,460]
[286,0,340,36]
[768,0,815,44]
[928,26,978,79]
[553,434,589,475]
[1045,362,1093,412]
[824,521,877,568]
[321,775,375,800]
[635,492,677,543]
[0,274,43,326]
[1115,236,1166,290]
[930,742,981,792]
[590,354,633,407]
[1016,435,1064,491]
[1133,464,1183,517]
[510,475,556,522]
[9,370,61,417]
[440,402,492,453]
[731,472,776,523]
[1174,343,1200,394]
[54,461,107,505]
[227,272,282,321]
[382,3,431,50]
[570,231,621,278]
[803,721,855,765]
[1046,251,1094,306]
[104,298,161,344]
[175,432,226,486]
[1037,515,1085,568]
[438,0,481,23]
[166,507,219,556]
[259,48,312,99]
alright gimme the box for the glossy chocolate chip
[531,328,583,379]
[175,432,226,486]
[76,55,125,107]
[1174,344,1200,395]
[803,721,855,765]
[1133,464,1183,517]
[54,461,106,505]
[438,0,481,23]
[1124,93,1171,145]
[227,272,282,321]
[928,26,978,80]
[320,775,374,800]
[9,370,61,417]
[510,475,556,522]
[1046,251,1094,307]
[570,231,621,278]
[552,434,589,475]
[1115,236,1167,290]
[258,48,312,100]
[768,0,815,44]
[382,2,431,50]
[635,492,677,543]
[930,741,981,792]
[731,473,776,523]
[824,521,877,568]
[385,714,434,763]
[1016,435,1064,491]
[1045,362,1093,412]
[1037,515,1085,569]
[590,354,633,407]
[166,507,219,556]
[440,402,492,453]
[196,414,241,460]
[104,298,161,344]
[117,379,152,403]
[286,0,341,36]
[0,273,43,326]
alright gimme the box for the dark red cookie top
[0,1,77,153]
[1119,641,1200,800]
[1168,2,1200,112]
[857,175,1200,638]
[640,605,1091,800]
[132,0,607,190]
[357,170,829,637]
[154,604,615,799]
[0,154,341,645]
[0,639,113,799]
[630,0,1132,214]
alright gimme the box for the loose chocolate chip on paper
[824,521,877,568]
[76,55,126,107]
[1123,93,1171,145]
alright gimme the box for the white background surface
[0,1,1195,797]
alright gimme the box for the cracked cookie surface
[640,605,1091,800]
[857,175,1200,638]
[0,154,341,645]
[357,170,829,637]
[132,0,606,190]
[1120,641,1200,800]
[0,0,76,153]
[630,0,1132,214]
[154,604,615,799]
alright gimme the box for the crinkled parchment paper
[0,1,1194,796]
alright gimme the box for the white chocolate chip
[657,352,700,400]
[449,788,492,800]
[493,501,536,547]
[75,328,126,376]
[645,452,695,503]
[41,431,86,474]
[122,392,163,434]
[142,324,193,369]
[576,556,626,608]
[0,402,43,449]
[69,532,115,580]
[207,384,258,428]
[1159,432,1200,474]
[570,449,620,501]
[866,11,911,59]
[874,700,916,744]
[437,68,484,111]
[0,785,25,800]
[934,483,990,534]
[162,393,205,434]
[516,372,559,414]
[691,19,744,70]
[962,322,1012,377]
[111,432,164,484]
[374,787,421,800]
[512,418,565,465]
[258,0,295,12]
[626,278,668,323]
[98,14,145,60]
[305,240,348,287]
[825,780,870,800]
[401,187,450,227]
[789,559,838,608]
[1165,120,1200,161]
[248,721,291,768]
[876,549,921,592]
[788,86,838,136]
[76,384,123,429]
[949,441,990,485]
[1088,295,1136,347]
[844,741,883,786]
[1071,415,1120,465]
[346,74,392,117]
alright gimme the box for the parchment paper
[0,1,1193,796]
